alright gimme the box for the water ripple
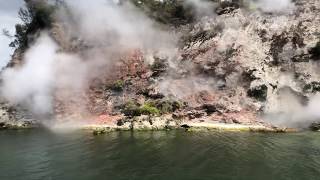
[1,130,320,180]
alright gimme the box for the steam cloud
[184,0,217,18]
[251,0,295,13]
[1,34,57,115]
[0,0,176,118]
[61,0,176,51]
[1,33,88,115]
[264,93,320,128]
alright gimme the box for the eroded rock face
[167,0,320,127]
[3,0,320,129]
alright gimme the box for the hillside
[1,0,320,131]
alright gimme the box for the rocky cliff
[1,0,320,130]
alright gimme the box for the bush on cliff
[139,102,161,116]
[122,101,141,117]
[111,80,125,92]
[122,101,161,117]
[153,99,183,114]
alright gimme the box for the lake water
[0,129,320,180]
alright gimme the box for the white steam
[264,91,320,128]
[0,0,304,129]
[159,76,218,99]
[250,0,295,13]
[184,0,217,18]
[61,0,176,51]
[1,34,57,114]
[0,0,177,118]
[1,33,88,115]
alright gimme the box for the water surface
[1,129,320,180]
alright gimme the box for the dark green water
[1,129,320,180]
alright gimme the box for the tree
[10,0,56,50]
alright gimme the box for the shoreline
[84,121,298,135]
[0,116,298,134]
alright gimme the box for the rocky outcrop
[168,0,320,128]
[0,101,38,130]
[89,114,296,135]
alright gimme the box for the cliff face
[174,0,320,127]
[1,0,320,129]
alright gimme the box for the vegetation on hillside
[131,0,195,26]
[122,99,183,117]
[9,0,57,50]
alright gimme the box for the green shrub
[122,101,161,117]
[154,99,183,113]
[112,80,125,91]
[122,101,141,117]
[139,102,160,115]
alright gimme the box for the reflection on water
[1,129,320,180]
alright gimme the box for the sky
[0,0,24,68]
